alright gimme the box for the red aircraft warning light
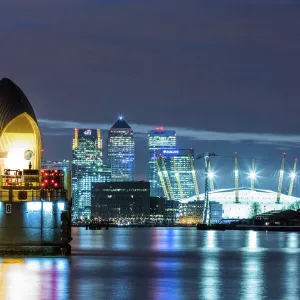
[41,169,64,190]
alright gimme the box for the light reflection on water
[0,258,70,300]
[0,228,299,300]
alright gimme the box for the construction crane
[190,155,200,200]
[174,172,184,199]
[196,152,218,225]
[208,160,215,191]
[250,159,256,190]
[160,156,175,201]
[155,156,169,200]
[276,152,286,204]
[171,158,184,200]
[234,152,239,203]
[288,158,297,196]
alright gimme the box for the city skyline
[40,116,300,196]
[2,1,300,186]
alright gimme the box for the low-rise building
[179,201,223,224]
[149,197,165,224]
[91,181,150,224]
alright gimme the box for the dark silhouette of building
[91,181,149,224]
[149,197,165,223]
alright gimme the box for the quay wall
[0,201,68,246]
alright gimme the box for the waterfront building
[72,129,111,217]
[91,181,150,223]
[147,128,176,197]
[164,200,180,225]
[149,197,165,224]
[155,148,197,201]
[108,117,135,182]
[178,201,223,224]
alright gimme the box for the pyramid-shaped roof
[0,78,37,135]
[111,118,131,129]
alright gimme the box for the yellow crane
[190,155,200,200]
[175,173,184,200]
[172,158,184,199]
[155,157,169,200]
[160,157,175,201]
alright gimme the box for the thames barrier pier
[0,78,72,255]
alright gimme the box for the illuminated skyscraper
[72,129,111,217]
[108,117,135,182]
[148,128,176,197]
[157,148,196,200]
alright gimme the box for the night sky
[1,1,300,191]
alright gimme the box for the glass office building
[72,129,111,217]
[147,128,176,197]
[108,117,135,182]
[157,148,196,200]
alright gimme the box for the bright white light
[249,172,256,179]
[58,202,65,210]
[7,147,27,170]
[290,172,296,179]
[118,115,123,120]
[43,202,52,213]
[208,172,215,179]
[27,202,41,211]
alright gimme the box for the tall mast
[208,160,215,191]
[250,159,255,190]
[276,152,286,203]
[288,158,297,196]
[234,152,239,203]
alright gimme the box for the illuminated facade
[0,78,42,174]
[178,201,222,224]
[72,129,111,217]
[155,149,196,200]
[108,118,135,182]
[148,128,176,197]
[183,188,300,219]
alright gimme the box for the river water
[0,228,300,300]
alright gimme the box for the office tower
[156,148,197,200]
[147,128,176,197]
[72,129,111,217]
[108,117,135,182]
